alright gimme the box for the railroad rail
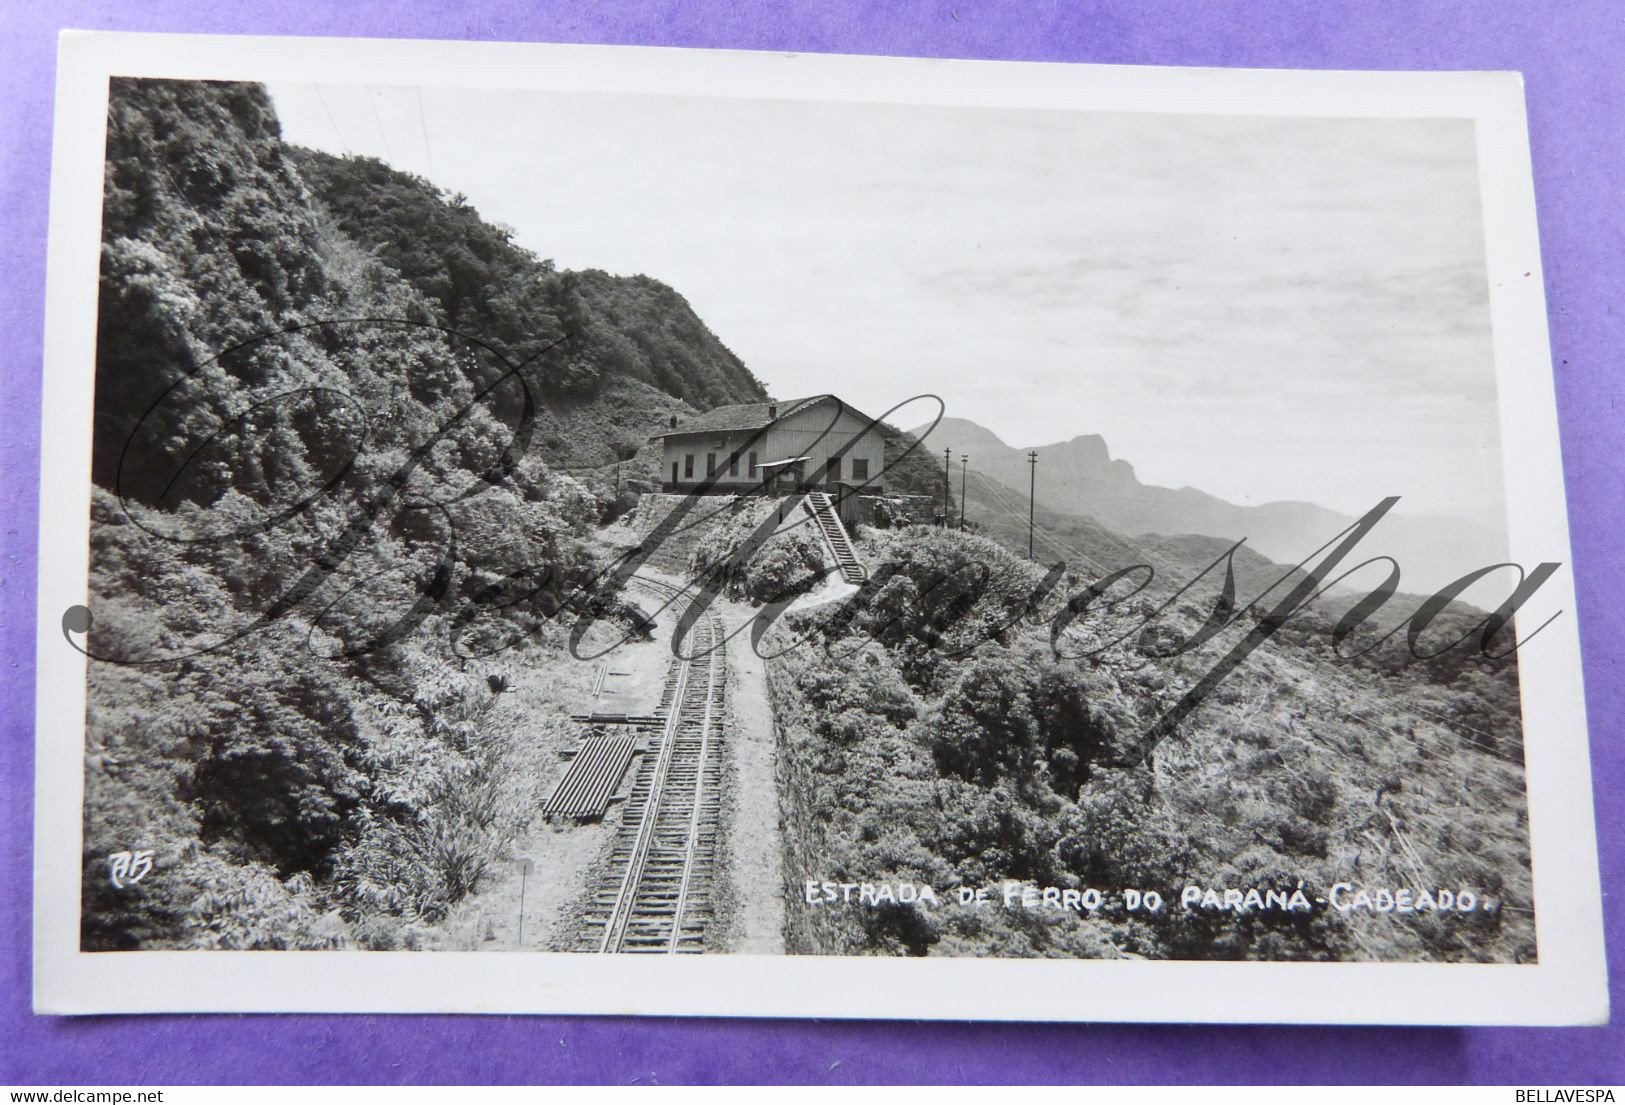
[575,575,728,954]
[543,735,637,819]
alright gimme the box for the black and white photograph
[31,33,1604,1022]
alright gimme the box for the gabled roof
[651,394,892,443]
[653,396,821,437]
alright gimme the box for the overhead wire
[415,86,436,181]
[365,85,394,163]
[314,84,351,154]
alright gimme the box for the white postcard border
[33,30,1608,1023]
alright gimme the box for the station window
[749,451,759,477]
[707,453,717,475]
[729,453,739,476]
[684,454,694,478]
[852,458,870,481]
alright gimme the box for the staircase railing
[802,491,867,584]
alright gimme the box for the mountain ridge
[910,416,1509,596]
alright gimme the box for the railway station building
[652,395,886,496]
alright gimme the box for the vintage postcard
[33,31,1606,1022]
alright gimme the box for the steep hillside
[294,151,768,420]
[943,460,1517,712]
[83,77,1535,966]
[912,417,1508,596]
[83,78,626,950]
[929,461,1319,618]
[769,525,1531,962]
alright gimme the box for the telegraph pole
[1027,449,1038,559]
[959,453,969,530]
[516,857,533,946]
[943,446,952,527]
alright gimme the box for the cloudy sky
[268,83,1505,524]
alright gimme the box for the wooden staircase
[803,491,867,584]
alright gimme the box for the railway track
[576,575,728,954]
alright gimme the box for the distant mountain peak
[924,416,1015,450]
[903,414,1505,594]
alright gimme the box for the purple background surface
[1,0,1620,1086]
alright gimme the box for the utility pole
[613,443,637,501]
[959,453,969,531]
[943,446,952,528]
[1027,449,1038,559]
[516,857,533,946]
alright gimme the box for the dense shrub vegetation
[295,152,766,409]
[83,78,1535,966]
[768,525,1533,962]
[686,497,834,605]
[82,78,756,949]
